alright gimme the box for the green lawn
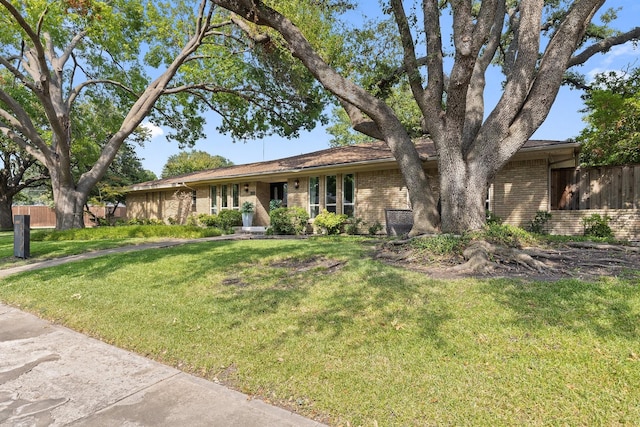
[1,237,639,425]
[0,226,221,269]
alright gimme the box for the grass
[0,226,222,269]
[1,236,639,425]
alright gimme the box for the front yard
[1,236,639,425]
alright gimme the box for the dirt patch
[269,257,345,274]
[374,240,640,281]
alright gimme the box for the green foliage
[216,209,242,232]
[197,213,219,227]
[161,150,233,178]
[269,207,309,235]
[126,217,165,226]
[578,67,640,167]
[582,213,613,238]
[368,221,384,236]
[313,209,348,235]
[476,223,538,248]
[528,211,552,234]
[241,201,255,214]
[485,210,503,225]
[269,199,283,210]
[344,217,365,235]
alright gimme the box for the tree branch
[569,26,640,67]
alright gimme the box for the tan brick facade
[491,159,549,228]
[126,140,638,239]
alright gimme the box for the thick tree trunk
[438,151,489,234]
[52,177,88,230]
[0,196,13,231]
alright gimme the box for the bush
[217,209,242,232]
[197,213,219,227]
[368,221,384,235]
[345,217,365,235]
[582,213,613,238]
[528,211,552,234]
[314,209,348,235]
[486,210,503,225]
[127,217,164,226]
[269,207,309,235]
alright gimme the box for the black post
[13,215,30,259]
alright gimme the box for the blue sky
[137,1,640,177]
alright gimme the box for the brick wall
[548,209,640,240]
[491,159,549,228]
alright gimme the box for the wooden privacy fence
[11,206,127,228]
[551,165,640,210]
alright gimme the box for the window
[325,175,337,213]
[343,173,355,216]
[232,184,239,209]
[309,176,320,218]
[210,186,217,214]
[191,190,197,211]
[221,185,228,208]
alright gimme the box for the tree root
[453,240,552,274]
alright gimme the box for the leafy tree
[0,0,329,229]
[213,0,640,235]
[578,67,640,166]
[0,136,48,230]
[87,141,157,223]
[161,150,233,178]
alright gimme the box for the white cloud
[140,121,165,139]
[586,44,639,82]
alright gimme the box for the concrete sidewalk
[0,303,326,426]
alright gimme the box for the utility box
[14,215,30,259]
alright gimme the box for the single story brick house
[126,138,640,239]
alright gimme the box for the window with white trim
[210,186,217,214]
[232,184,239,209]
[325,175,337,213]
[309,176,320,218]
[221,185,228,209]
[343,173,355,216]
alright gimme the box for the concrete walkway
[0,236,326,426]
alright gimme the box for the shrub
[486,210,503,225]
[217,209,242,232]
[269,207,309,235]
[314,209,348,235]
[368,221,384,235]
[127,217,164,226]
[345,217,365,235]
[269,199,283,211]
[186,214,199,227]
[197,213,219,227]
[528,211,552,234]
[582,213,613,238]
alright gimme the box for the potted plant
[241,201,254,227]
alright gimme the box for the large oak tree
[213,0,640,235]
[0,0,329,229]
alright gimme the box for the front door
[270,182,288,208]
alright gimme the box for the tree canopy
[213,0,640,234]
[0,0,334,229]
[578,67,640,167]
[161,150,233,178]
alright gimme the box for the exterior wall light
[294,179,299,189]
[244,183,249,193]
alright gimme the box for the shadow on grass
[482,277,640,339]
